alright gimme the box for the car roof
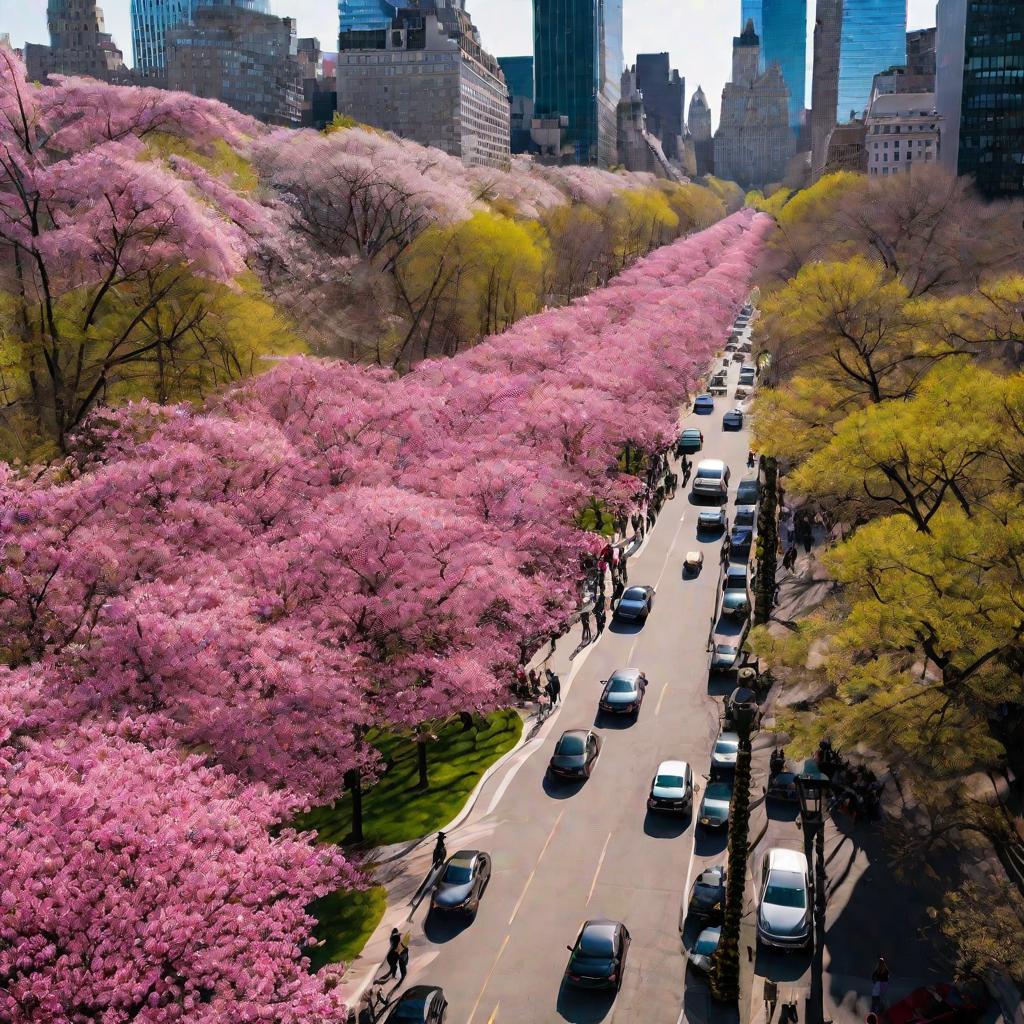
[622,585,648,596]
[716,731,740,742]
[715,643,739,653]
[561,729,589,741]
[657,759,690,774]
[610,667,643,682]
[768,847,808,872]
[582,919,620,936]
[449,850,480,867]
[697,458,726,471]
[682,427,702,435]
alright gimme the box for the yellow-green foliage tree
[607,189,679,270]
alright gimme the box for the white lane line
[627,637,639,662]
[586,832,613,906]
[654,511,688,591]
[483,742,541,815]
[508,809,564,925]
[466,935,509,1024]
[681,826,698,930]
[655,682,669,716]
[486,1003,500,1024]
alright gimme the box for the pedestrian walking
[784,546,798,571]
[747,449,756,467]
[397,931,411,981]
[580,610,592,643]
[432,832,447,870]
[620,554,629,584]
[546,668,561,705]
[385,928,402,979]
[595,603,606,635]
[871,956,890,1011]
[611,577,624,607]
[720,540,731,565]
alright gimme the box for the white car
[710,730,740,771]
[757,848,811,949]
[647,760,693,814]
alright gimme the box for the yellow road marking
[466,937,509,1024]
[508,809,564,925]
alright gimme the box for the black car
[734,504,757,528]
[723,409,744,431]
[564,919,631,990]
[614,585,654,622]
[677,428,704,454]
[710,643,741,674]
[688,864,726,921]
[430,850,491,914]
[730,526,754,555]
[735,478,760,505]
[384,985,448,1023]
[548,729,601,780]
[599,668,648,716]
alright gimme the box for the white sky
[3,0,938,129]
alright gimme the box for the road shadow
[556,981,617,1023]
[694,827,729,857]
[765,800,800,823]
[593,709,637,730]
[607,620,644,636]
[422,908,475,944]
[543,774,588,799]
[688,493,727,507]
[707,674,735,698]
[755,943,811,983]
[643,808,692,838]
[680,974,715,1024]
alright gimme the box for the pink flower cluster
[1,58,772,1014]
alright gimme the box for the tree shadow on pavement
[556,981,617,1023]
[694,828,728,857]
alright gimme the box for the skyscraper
[936,0,1024,197]
[339,0,397,37]
[714,20,795,187]
[533,0,624,166]
[499,56,535,154]
[810,0,842,178]
[25,0,127,82]
[634,53,686,162]
[688,85,715,175]
[737,0,806,130]
[906,27,936,76]
[131,0,270,75]
[837,0,906,121]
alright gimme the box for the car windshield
[696,468,720,479]
[655,774,685,789]
[715,738,739,753]
[683,430,700,438]
[443,863,473,884]
[705,783,732,801]
[695,931,720,955]
[608,677,635,693]
[557,735,586,755]
[622,588,645,601]
[578,928,615,957]
[395,998,429,1021]
[765,873,806,907]
[716,646,738,656]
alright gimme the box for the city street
[394,353,756,1023]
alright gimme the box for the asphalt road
[405,353,756,1024]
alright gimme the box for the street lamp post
[797,763,832,1024]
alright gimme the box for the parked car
[564,919,631,991]
[723,563,750,592]
[677,428,703,454]
[738,366,756,385]
[735,477,760,505]
[599,668,647,716]
[687,925,722,975]
[548,729,601,780]
[721,589,751,621]
[692,459,730,500]
[766,770,800,803]
[688,864,726,920]
[723,409,744,430]
[613,585,655,622]
[730,525,754,556]
[709,643,741,673]
[697,508,728,533]
[384,985,448,1023]
[699,779,733,828]
[694,394,715,414]
[647,759,694,814]
[710,730,740,772]
[734,504,757,528]
[757,848,811,949]
[883,984,988,1024]
[734,385,749,400]
[431,850,492,915]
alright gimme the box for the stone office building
[714,21,795,189]
[688,85,715,175]
[336,0,510,167]
[25,0,128,83]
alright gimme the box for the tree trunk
[416,736,429,791]
[754,456,779,625]
[345,768,364,844]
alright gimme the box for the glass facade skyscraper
[738,0,806,129]
[837,0,907,121]
[339,0,397,35]
[533,0,623,165]
[498,56,534,101]
[131,0,269,73]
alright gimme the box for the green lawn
[298,709,524,849]
[308,885,387,970]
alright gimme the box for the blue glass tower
[339,0,397,34]
[738,0,805,129]
[498,56,534,101]
[131,0,269,73]
[837,0,907,121]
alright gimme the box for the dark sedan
[723,409,744,430]
[599,668,647,716]
[548,729,601,780]
[688,864,726,921]
[734,504,757,528]
[430,850,491,915]
[693,394,715,414]
[677,428,704,454]
[699,780,733,828]
[384,985,448,1023]
[564,919,631,991]
[730,526,753,555]
[736,477,760,505]
[614,585,654,622]
[687,926,722,975]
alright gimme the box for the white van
[692,458,730,499]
